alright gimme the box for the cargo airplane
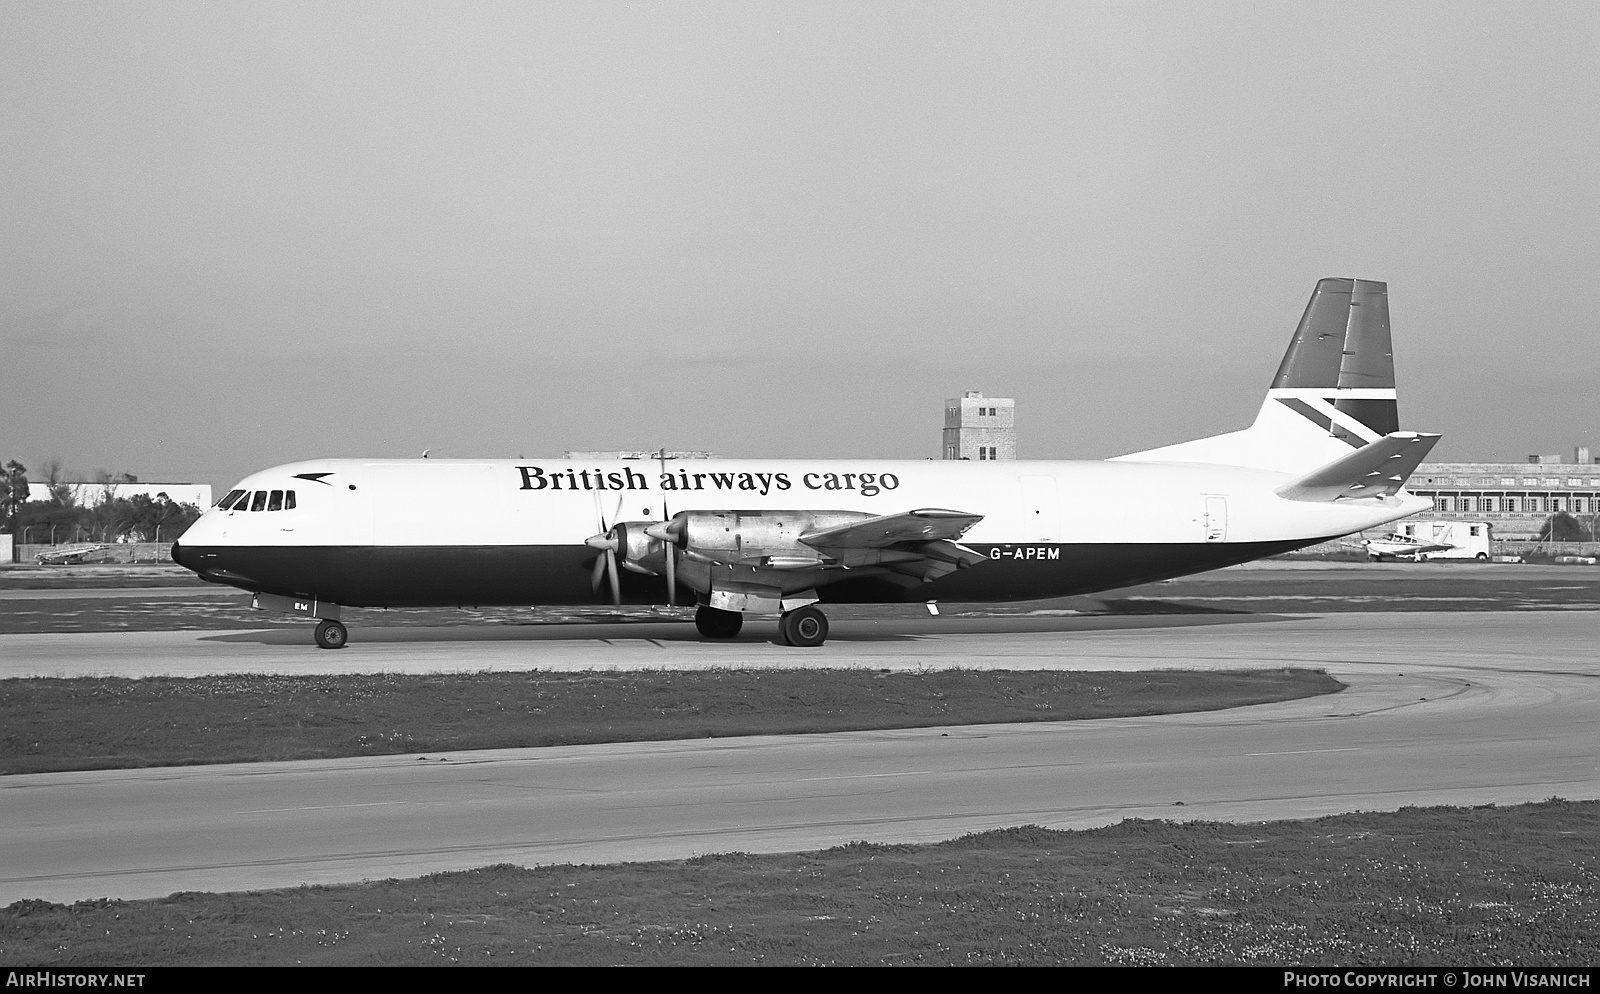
[173,278,1438,648]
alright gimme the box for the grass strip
[3,799,1592,966]
[1,667,1340,774]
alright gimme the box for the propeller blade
[664,542,675,607]
[586,491,628,605]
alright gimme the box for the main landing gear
[314,619,348,650]
[777,605,829,647]
[694,603,831,646]
[695,605,743,639]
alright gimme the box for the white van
[1398,520,1492,560]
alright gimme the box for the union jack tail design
[1114,278,1431,477]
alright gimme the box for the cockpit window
[220,488,296,511]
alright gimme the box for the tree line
[1,459,203,546]
[1538,512,1598,543]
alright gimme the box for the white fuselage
[185,457,1428,548]
[174,456,1428,608]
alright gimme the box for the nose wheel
[778,605,829,647]
[314,619,348,650]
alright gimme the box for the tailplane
[1113,278,1421,476]
[1275,430,1440,502]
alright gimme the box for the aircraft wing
[799,508,987,583]
[799,508,983,548]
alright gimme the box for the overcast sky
[3,1,1596,490]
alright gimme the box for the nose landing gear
[694,603,832,646]
[250,592,348,649]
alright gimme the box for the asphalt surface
[2,606,1597,904]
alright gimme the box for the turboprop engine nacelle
[668,510,877,568]
[607,520,668,575]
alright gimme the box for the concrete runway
[2,611,1598,904]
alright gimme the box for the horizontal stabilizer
[1275,431,1441,503]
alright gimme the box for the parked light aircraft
[173,278,1438,649]
[35,544,111,566]
[1351,533,1456,561]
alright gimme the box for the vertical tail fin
[1113,278,1406,475]
[1273,277,1398,444]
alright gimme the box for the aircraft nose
[170,540,186,569]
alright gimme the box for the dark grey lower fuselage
[174,538,1324,608]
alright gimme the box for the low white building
[26,482,213,509]
[1406,456,1599,540]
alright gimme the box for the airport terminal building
[1404,449,1600,540]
